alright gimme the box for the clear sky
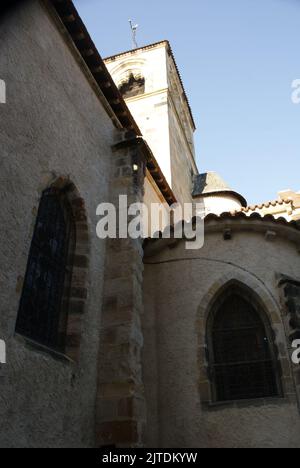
[74,0,300,204]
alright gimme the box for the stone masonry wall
[96,136,147,448]
[143,222,300,447]
[0,0,118,447]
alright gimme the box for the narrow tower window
[16,187,75,352]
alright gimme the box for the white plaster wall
[106,45,168,98]
[143,225,300,447]
[128,92,172,186]
[195,194,243,216]
[0,0,117,447]
[106,45,170,181]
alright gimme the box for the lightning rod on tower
[129,19,139,49]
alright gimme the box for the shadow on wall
[0,0,30,19]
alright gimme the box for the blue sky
[74,0,300,204]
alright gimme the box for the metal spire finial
[129,19,139,49]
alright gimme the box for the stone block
[97,420,139,445]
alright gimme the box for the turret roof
[193,172,247,207]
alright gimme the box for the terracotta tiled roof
[204,210,299,229]
[143,210,300,250]
[240,199,292,213]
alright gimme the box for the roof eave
[193,190,248,208]
[48,0,140,134]
[46,0,176,205]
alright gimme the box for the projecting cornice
[143,211,300,257]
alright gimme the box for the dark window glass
[212,294,279,402]
[16,187,75,352]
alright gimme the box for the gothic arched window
[209,290,280,402]
[16,187,75,353]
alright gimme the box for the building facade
[0,0,300,448]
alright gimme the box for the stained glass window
[16,187,75,352]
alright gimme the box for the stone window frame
[15,177,90,363]
[206,283,282,403]
[197,272,296,410]
[278,274,300,407]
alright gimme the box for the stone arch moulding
[109,58,149,94]
[19,176,90,363]
[198,271,282,329]
[109,58,147,82]
[49,176,90,362]
[196,271,295,406]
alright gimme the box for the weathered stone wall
[106,46,172,187]
[194,193,243,216]
[168,99,194,205]
[143,219,300,447]
[0,0,118,447]
[278,275,300,405]
[96,136,147,448]
[106,43,197,207]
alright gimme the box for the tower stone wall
[105,42,198,206]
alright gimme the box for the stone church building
[1,0,300,448]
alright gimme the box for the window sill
[201,395,290,411]
[14,333,76,366]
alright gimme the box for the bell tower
[104,41,198,205]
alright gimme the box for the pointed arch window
[209,291,280,402]
[16,187,75,353]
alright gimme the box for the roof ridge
[241,198,292,212]
[103,40,169,62]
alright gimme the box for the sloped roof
[49,0,139,132]
[193,172,247,207]
[204,210,299,227]
[149,211,300,238]
[47,0,176,205]
[241,199,292,213]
